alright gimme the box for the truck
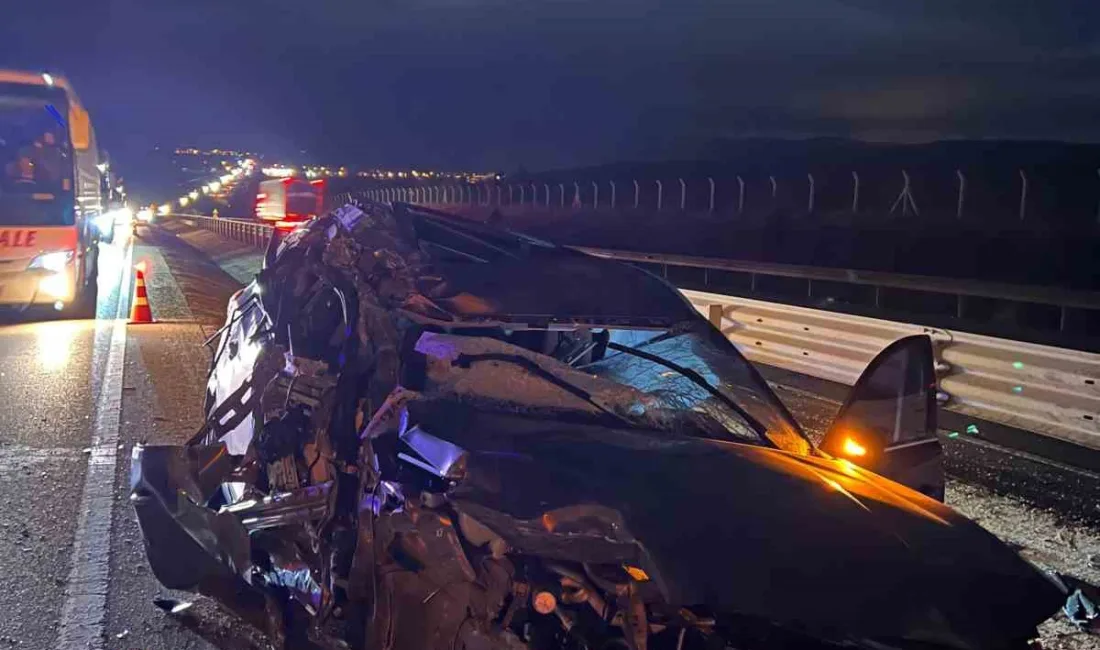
[254,178,324,225]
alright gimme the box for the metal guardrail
[576,247,1100,312]
[174,204,1100,450]
[178,214,275,249]
[690,290,1100,450]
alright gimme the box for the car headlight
[93,213,115,234]
[110,207,134,225]
[29,250,75,273]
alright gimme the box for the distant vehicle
[0,69,103,314]
[255,177,324,228]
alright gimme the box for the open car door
[819,335,944,500]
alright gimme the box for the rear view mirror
[69,104,91,150]
[819,335,944,500]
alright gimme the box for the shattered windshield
[414,328,808,450]
[586,326,813,455]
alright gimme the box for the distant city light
[179,197,190,207]
[189,190,199,200]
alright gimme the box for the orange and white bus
[0,69,103,314]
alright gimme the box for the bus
[0,69,103,314]
[255,178,324,227]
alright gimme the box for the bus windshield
[0,89,74,225]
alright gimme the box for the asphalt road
[0,222,1097,649]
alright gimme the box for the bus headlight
[29,250,75,273]
[39,272,73,299]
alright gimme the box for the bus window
[0,94,74,225]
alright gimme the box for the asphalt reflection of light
[36,319,89,372]
[94,228,134,321]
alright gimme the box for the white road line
[0,446,84,470]
[55,243,132,650]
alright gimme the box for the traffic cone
[129,266,154,324]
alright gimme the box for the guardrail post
[509,185,515,205]
[956,170,965,219]
[707,177,715,212]
[807,173,815,213]
[544,184,550,208]
[610,181,617,209]
[656,180,663,211]
[521,184,527,205]
[592,181,599,208]
[852,171,860,214]
[679,178,686,210]
[1018,169,1028,221]
[737,175,745,214]
[557,183,564,208]
[573,182,580,209]
[633,179,639,209]
[769,176,777,202]
[707,304,723,329]
[530,183,537,207]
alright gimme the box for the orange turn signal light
[842,437,867,458]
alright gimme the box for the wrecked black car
[131,201,1069,650]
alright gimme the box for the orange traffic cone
[129,266,154,324]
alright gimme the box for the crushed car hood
[406,401,1063,649]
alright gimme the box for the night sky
[3,1,1098,171]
